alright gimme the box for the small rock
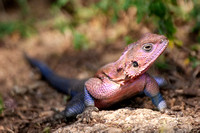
[54,108,193,133]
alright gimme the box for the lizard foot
[76,106,99,123]
[161,108,183,117]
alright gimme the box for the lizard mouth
[125,39,169,79]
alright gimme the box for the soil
[0,1,199,132]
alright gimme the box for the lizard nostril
[160,39,166,44]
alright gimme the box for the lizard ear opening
[132,61,139,67]
[117,67,123,72]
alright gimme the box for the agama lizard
[25,33,168,120]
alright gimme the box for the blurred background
[0,0,199,132]
[0,0,200,47]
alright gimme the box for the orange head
[120,33,168,79]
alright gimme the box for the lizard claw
[161,108,183,117]
[76,106,99,123]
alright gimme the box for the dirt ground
[0,1,200,132]
[0,29,199,132]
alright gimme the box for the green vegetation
[0,0,199,52]
[191,0,200,43]
[155,55,170,70]
[0,20,36,38]
[51,0,70,14]
[42,127,50,133]
[17,0,29,16]
[189,56,200,68]
[0,95,3,115]
[53,18,69,34]
[94,0,183,39]
[124,35,135,45]
[73,30,88,50]
[0,0,35,38]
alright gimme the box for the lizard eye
[142,43,153,52]
[132,61,138,67]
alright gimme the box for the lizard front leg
[143,74,167,111]
[50,88,97,122]
[153,76,167,87]
[62,93,86,117]
[38,93,86,124]
[144,75,183,116]
[77,77,120,123]
[76,87,99,123]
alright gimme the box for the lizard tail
[24,53,54,78]
[24,53,83,97]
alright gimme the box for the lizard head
[122,33,168,79]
